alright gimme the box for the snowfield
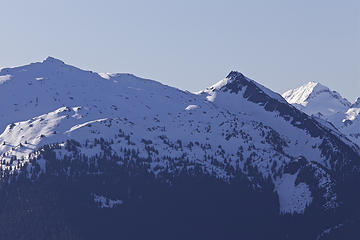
[283,82,360,146]
[0,57,359,214]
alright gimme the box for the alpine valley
[0,57,359,240]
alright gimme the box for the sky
[1,0,359,101]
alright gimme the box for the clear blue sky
[1,0,359,101]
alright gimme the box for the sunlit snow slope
[283,82,360,146]
[1,58,359,214]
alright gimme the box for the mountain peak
[282,81,350,108]
[201,71,287,106]
[42,56,65,65]
[203,71,247,93]
[283,81,352,122]
[220,71,248,94]
[282,81,327,104]
[306,81,329,93]
[226,71,245,79]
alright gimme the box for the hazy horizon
[1,0,359,101]
[1,55,359,103]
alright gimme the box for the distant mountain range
[283,81,360,146]
[0,57,359,240]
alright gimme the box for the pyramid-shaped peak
[202,71,287,104]
[299,81,329,93]
[205,71,249,92]
[306,81,328,91]
[282,81,350,108]
[42,56,65,65]
[282,81,328,105]
[226,71,246,79]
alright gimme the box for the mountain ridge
[0,57,359,239]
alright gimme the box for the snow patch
[93,194,123,208]
[185,105,199,111]
[276,173,312,214]
[65,118,108,133]
[0,74,11,84]
[98,73,111,80]
[345,107,360,121]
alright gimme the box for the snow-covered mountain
[282,81,351,114]
[283,82,360,146]
[0,58,360,239]
[1,58,359,212]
